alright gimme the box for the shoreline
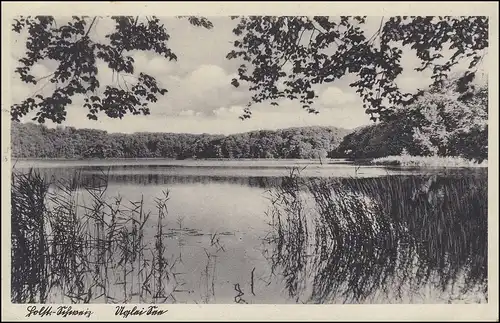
[369,155,488,168]
[10,156,489,170]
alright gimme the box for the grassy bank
[370,155,488,168]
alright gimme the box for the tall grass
[371,155,488,167]
[11,169,50,303]
[265,167,313,302]
[11,168,178,304]
[265,168,488,304]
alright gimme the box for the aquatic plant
[11,168,178,304]
[265,167,488,303]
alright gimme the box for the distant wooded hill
[11,122,351,159]
[12,79,488,163]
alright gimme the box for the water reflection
[16,166,295,188]
[14,164,487,190]
[105,173,284,188]
[12,163,488,304]
[264,173,488,303]
[15,159,457,179]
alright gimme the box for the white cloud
[184,64,229,91]
[129,51,176,79]
[319,86,359,107]
[179,109,195,117]
[22,97,371,135]
[212,105,245,117]
[15,16,482,134]
[149,64,250,117]
[395,44,489,93]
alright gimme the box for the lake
[11,159,488,304]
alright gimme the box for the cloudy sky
[10,16,487,135]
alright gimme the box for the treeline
[333,121,487,162]
[11,123,350,160]
[331,81,488,162]
[331,122,414,159]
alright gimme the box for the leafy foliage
[228,16,488,121]
[11,123,349,160]
[11,16,212,123]
[13,16,488,125]
[409,92,487,158]
[333,82,488,162]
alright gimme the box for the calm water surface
[14,159,488,304]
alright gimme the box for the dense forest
[11,123,350,160]
[332,81,488,162]
[11,79,488,162]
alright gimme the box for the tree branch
[29,78,53,99]
[308,29,316,46]
[121,75,130,92]
[310,19,327,35]
[297,27,306,47]
[35,72,55,83]
[278,25,308,69]
[84,17,97,38]
[367,16,384,45]
[118,16,140,57]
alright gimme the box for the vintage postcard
[2,1,498,321]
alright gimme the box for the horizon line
[13,120,366,136]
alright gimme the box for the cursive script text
[26,306,93,318]
[115,306,168,318]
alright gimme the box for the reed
[11,168,177,304]
[266,168,488,303]
[371,155,488,168]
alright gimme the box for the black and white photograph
[2,2,498,321]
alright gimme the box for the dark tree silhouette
[227,16,488,121]
[11,123,348,160]
[12,16,488,125]
[10,16,213,123]
[333,81,488,161]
